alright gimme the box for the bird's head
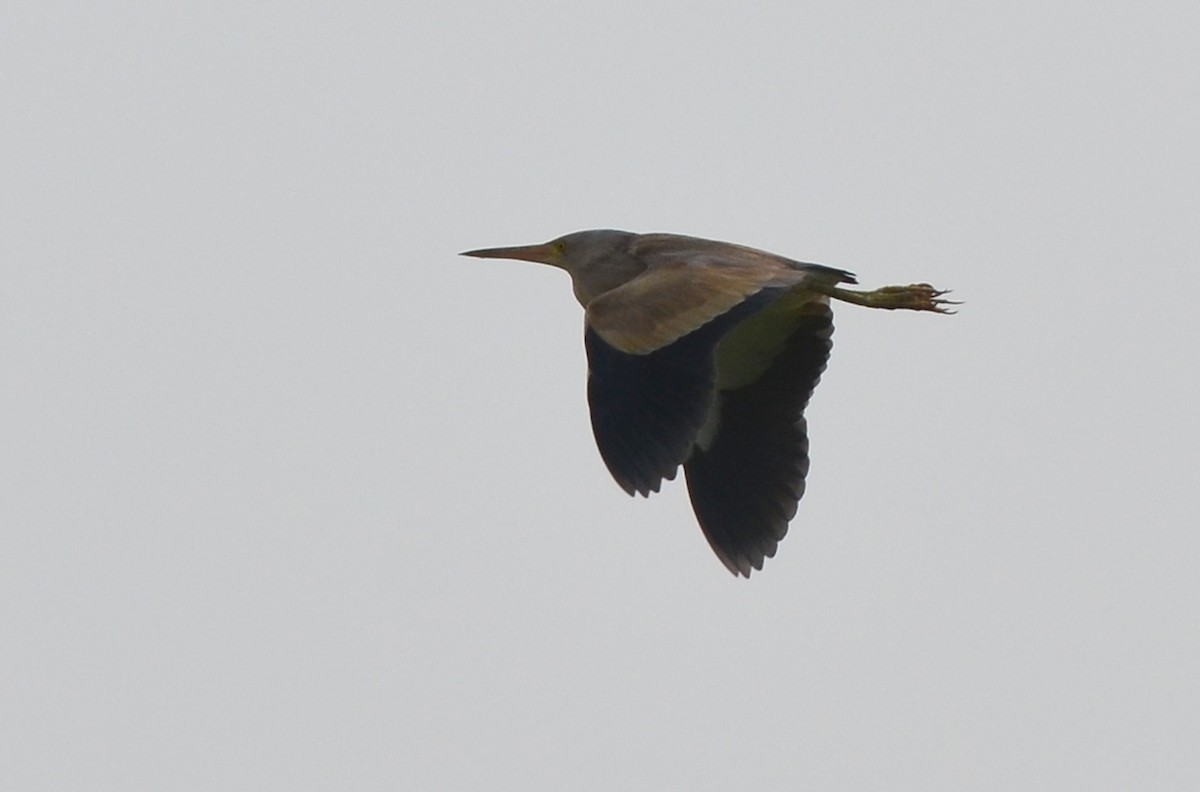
[461,229,643,306]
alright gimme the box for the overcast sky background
[3,2,1198,789]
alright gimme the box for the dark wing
[684,300,834,576]
[584,293,776,497]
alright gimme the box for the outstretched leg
[824,283,958,314]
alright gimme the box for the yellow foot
[874,283,958,313]
[832,283,959,313]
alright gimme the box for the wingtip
[715,546,773,578]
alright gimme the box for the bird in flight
[462,230,955,577]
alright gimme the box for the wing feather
[585,291,780,496]
[584,235,851,355]
[684,299,834,576]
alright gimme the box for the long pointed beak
[460,242,562,267]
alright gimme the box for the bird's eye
[553,241,567,254]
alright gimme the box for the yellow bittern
[462,230,954,577]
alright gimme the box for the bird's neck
[569,256,646,307]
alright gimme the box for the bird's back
[633,233,857,287]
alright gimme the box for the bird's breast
[713,288,823,391]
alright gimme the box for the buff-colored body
[462,230,953,576]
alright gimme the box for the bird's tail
[801,262,858,285]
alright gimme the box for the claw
[827,282,961,314]
[886,283,960,313]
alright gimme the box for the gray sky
[3,2,1198,789]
